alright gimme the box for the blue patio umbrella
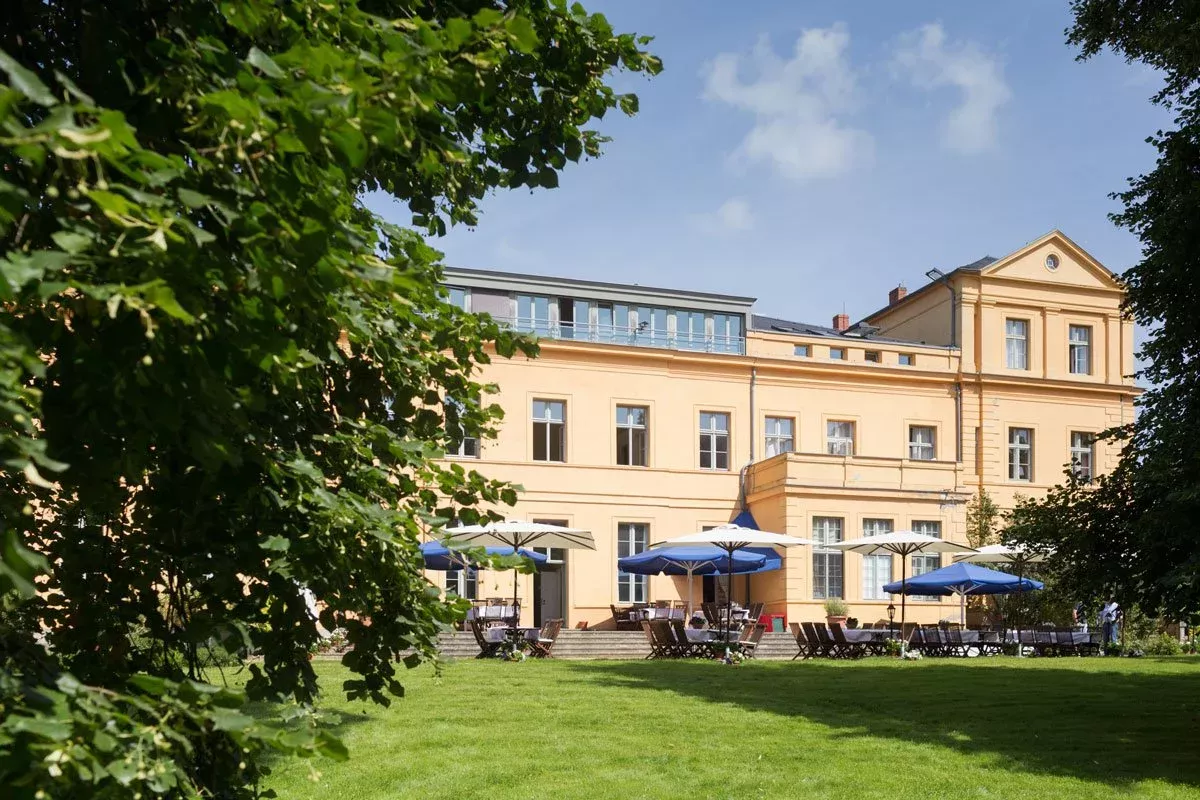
[419,541,548,571]
[882,561,1043,625]
[618,545,776,618]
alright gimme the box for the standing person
[1073,601,1088,632]
[1101,600,1120,646]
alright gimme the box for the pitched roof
[750,314,949,347]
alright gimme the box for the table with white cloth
[467,605,519,622]
[630,607,686,622]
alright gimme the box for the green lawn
[261,656,1200,800]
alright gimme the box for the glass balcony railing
[495,317,745,355]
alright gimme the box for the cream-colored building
[434,231,1137,630]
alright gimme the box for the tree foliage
[965,489,1000,550]
[1004,0,1200,622]
[0,1,660,796]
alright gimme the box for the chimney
[832,313,850,332]
[889,284,907,305]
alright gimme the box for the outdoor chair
[801,622,835,658]
[529,619,563,658]
[610,604,639,631]
[701,602,721,628]
[650,620,684,658]
[946,627,970,658]
[829,623,867,659]
[1054,630,1080,656]
[737,623,766,658]
[641,620,669,659]
[671,618,700,658]
[470,619,503,659]
[790,622,816,660]
[746,602,764,623]
[1032,630,1055,656]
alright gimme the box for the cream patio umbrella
[657,524,814,636]
[831,531,975,650]
[955,543,1048,655]
[443,520,595,632]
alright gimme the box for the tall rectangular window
[445,568,477,600]
[699,412,730,470]
[446,398,478,458]
[675,310,707,351]
[1069,325,1092,375]
[615,406,648,467]
[910,521,942,601]
[1006,319,1029,370]
[1070,431,1094,481]
[713,313,742,354]
[532,400,566,462]
[1008,427,1032,481]
[812,517,844,600]
[826,420,855,456]
[862,519,894,600]
[617,523,649,603]
[764,416,795,458]
[908,425,936,461]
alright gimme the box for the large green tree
[0,1,659,796]
[1005,2,1200,617]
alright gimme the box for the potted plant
[823,598,849,627]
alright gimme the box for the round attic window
[1045,253,1060,271]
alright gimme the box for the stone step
[436,630,803,661]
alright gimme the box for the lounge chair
[530,618,562,658]
[470,618,503,659]
[701,602,721,629]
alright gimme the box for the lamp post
[887,602,896,639]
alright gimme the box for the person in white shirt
[1100,601,1121,646]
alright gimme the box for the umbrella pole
[686,567,695,621]
[960,592,966,627]
[900,550,908,655]
[726,545,735,640]
[1015,560,1023,658]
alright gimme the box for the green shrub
[1137,634,1183,656]
[823,598,849,617]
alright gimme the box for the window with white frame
[812,517,844,600]
[446,398,479,458]
[615,406,648,467]
[1070,431,1094,481]
[862,519,894,600]
[617,522,649,603]
[908,425,936,461]
[764,416,795,458]
[517,294,552,337]
[532,400,566,462]
[910,521,942,601]
[699,412,730,470]
[444,568,477,600]
[1008,427,1033,481]
[1069,325,1092,375]
[826,420,855,456]
[1006,319,1029,370]
[447,286,469,311]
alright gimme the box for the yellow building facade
[435,231,1137,630]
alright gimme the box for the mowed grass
[260,656,1200,800]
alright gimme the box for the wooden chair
[738,623,766,658]
[529,619,562,658]
[801,622,831,658]
[671,618,700,658]
[470,619,503,659]
[650,620,682,658]
[701,602,721,628]
[829,623,867,659]
[790,622,815,660]
[641,620,667,659]
[610,604,638,631]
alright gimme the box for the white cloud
[702,25,873,181]
[893,23,1011,153]
[691,197,754,235]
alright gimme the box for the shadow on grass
[571,658,1200,788]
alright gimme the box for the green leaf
[51,230,92,254]
[128,674,167,695]
[328,126,367,169]
[260,535,290,552]
[506,16,540,54]
[0,528,49,598]
[209,708,254,732]
[178,188,215,208]
[314,730,349,761]
[141,282,196,322]
[246,47,285,79]
[11,717,72,741]
[0,49,56,106]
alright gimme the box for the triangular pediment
[979,230,1122,291]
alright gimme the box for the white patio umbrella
[831,531,975,650]
[954,543,1048,655]
[443,520,595,631]
[657,524,814,635]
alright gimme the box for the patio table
[843,629,888,643]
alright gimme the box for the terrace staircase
[436,630,800,661]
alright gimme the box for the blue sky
[366,2,1167,328]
